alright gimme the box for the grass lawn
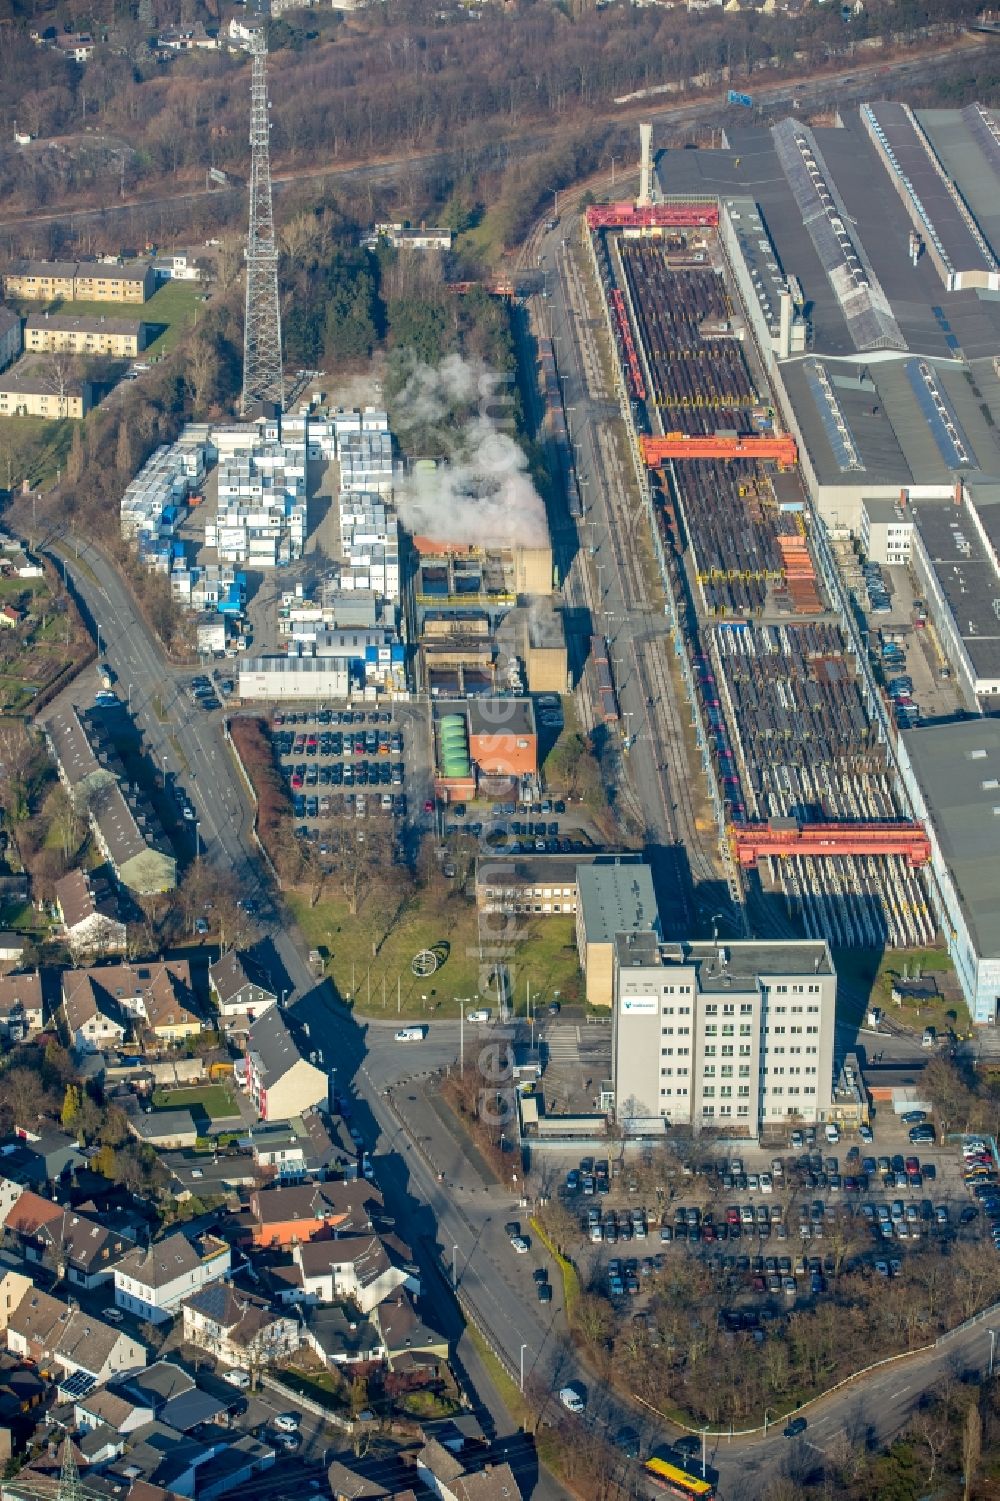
[16,281,204,361]
[0,900,48,936]
[0,414,75,491]
[286,887,583,1018]
[151,1084,236,1119]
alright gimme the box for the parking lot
[270,702,433,857]
[553,1123,1000,1315]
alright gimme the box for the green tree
[385,295,448,365]
[60,1084,81,1132]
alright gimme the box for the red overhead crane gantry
[641,433,799,466]
[586,203,720,230]
[731,820,932,869]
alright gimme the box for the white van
[824,1123,840,1144]
[922,1027,936,1049]
[394,1026,426,1042]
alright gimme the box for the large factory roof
[909,487,1000,683]
[658,113,1000,364]
[903,717,1000,959]
[916,106,1000,268]
[862,101,997,282]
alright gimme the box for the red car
[423,799,435,814]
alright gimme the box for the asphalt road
[46,532,570,1501]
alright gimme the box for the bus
[643,1456,716,1500]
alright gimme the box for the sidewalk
[388,1077,498,1195]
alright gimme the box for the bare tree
[963,1401,982,1501]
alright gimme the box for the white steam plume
[393,356,549,551]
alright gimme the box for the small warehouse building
[467,698,537,778]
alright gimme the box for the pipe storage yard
[589,209,935,949]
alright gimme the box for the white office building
[613,934,837,1137]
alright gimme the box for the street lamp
[550,189,560,219]
[195,822,201,862]
[452,1244,458,1290]
[990,1328,997,1379]
[519,1342,528,1393]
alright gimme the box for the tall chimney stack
[639,122,653,206]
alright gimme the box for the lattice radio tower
[5,1439,94,1501]
[241,29,284,416]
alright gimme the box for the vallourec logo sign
[620,995,658,1015]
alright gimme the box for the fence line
[261,1371,354,1431]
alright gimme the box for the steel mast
[241,28,284,415]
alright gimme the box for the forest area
[0,0,989,249]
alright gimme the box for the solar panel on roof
[803,359,865,472]
[59,1370,96,1400]
[905,359,976,469]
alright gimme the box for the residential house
[3,260,77,301]
[0,307,21,374]
[124,1359,197,1411]
[0,972,44,1043]
[44,705,176,895]
[292,1232,419,1314]
[75,1386,151,1435]
[375,1288,449,1377]
[0,1176,25,1224]
[6,1287,147,1384]
[156,24,218,49]
[209,951,277,1023]
[0,1251,32,1334]
[5,1124,86,1184]
[53,33,95,61]
[0,370,94,419]
[75,262,154,302]
[302,1303,384,1369]
[89,780,177,894]
[247,1124,307,1181]
[153,249,204,280]
[62,960,203,1054]
[5,1195,135,1289]
[24,313,147,358]
[0,933,28,966]
[114,1233,231,1324]
[248,1180,381,1249]
[181,1284,300,1368]
[0,606,22,629]
[61,968,128,1054]
[131,961,204,1043]
[54,869,127,959]
[243,1007,327,1122]
[417,1451,522,1501]
[327,1462,393,1501]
